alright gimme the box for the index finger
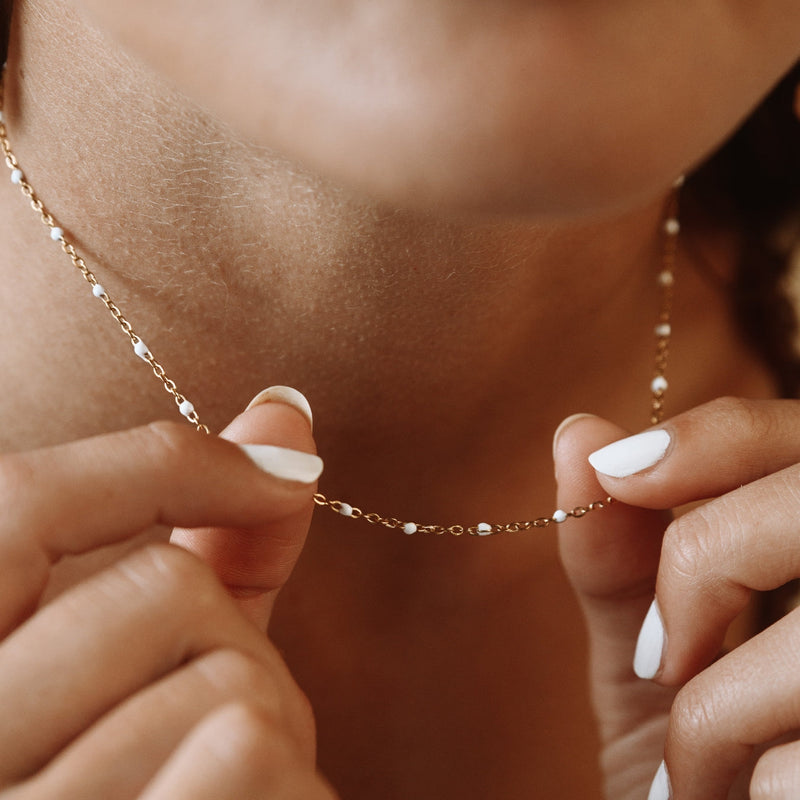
[0,419,322,634]
[587,397,800,508]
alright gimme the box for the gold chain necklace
[0,76,681,538]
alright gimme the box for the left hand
[171,396,319,632]
[554,397,800,800]
[0,397,333,800]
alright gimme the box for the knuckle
[750,771,781,800]
[115,542,219,613]
[661,513,713,585]
[703,395,757,428]
[201,702,325,793]
[668,679,720,753]
[125,420,199,472]
[138,420,200,468]
[750,748,792,800]
[196,649,280,703]
[204,701,295,770]
[703,396,773,442]
[662,506,750,612]
[195,648,317,759]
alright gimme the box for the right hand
[0,400,336,799]
[554,400,800,799]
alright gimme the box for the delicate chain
[650,182,681,427]
[309,495,618,537]
[0,72,681,538]
[0,80,210,435]
[314,184,682,536]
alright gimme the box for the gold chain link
[310,492,616,536]
[0,70,679,538]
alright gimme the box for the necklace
[0,77,681,538]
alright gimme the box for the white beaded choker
[0,74,682,538]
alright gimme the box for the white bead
[651,376,668,393]
[553,509,568,524]
[654,323,671,337]
[133,339,151,361]
[10,169,22,185]
[179,400,195,418]
[658,270,674,287]
[664,218,680,236]
[476,522,492,536]
[50,227,63,241]
[92,283,105,298]
[403,522,418,535]
[338,503,354,517]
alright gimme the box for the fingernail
[588,429,670,478]
[634,599,666,680]
[246,386,313,430]
[238,443,323,484]
[647,760,672,800]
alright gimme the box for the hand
[554,398,800,800]
[0,396,336,799]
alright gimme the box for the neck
[0,0,772,518]
[0,9,778,795]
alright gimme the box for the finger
[751,739,800,800]
[642,464,800,685]
[554,414,674,754]
[586,397,800,509]
[26,648,316,799]
[0,420,322,635]
[171,387,318,629]
[0,544,308,785]
[139,704,336,800]
[660,607,800,800]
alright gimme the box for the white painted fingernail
[238,444,323,484]
[634,599,665,680]
[647,760,672,800]
[588,429,671,478]
[246,386,313,430]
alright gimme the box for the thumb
[554,413,673,748]
[171,387,320,631]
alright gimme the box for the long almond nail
[588,429,670,478]
[634,599,666,680]
[647,761,672,800]
[238,443,323,484]
[246,386,313,430]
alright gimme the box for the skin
[555,401,800,799]
[65,0,800,216]
[0,405,335,799]
[0,0,798,797]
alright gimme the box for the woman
[0,1,799,797]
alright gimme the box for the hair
[683,61,800,399]
[0,1,8,62]
[679,60,800,624]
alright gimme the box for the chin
[71,0,799,218]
